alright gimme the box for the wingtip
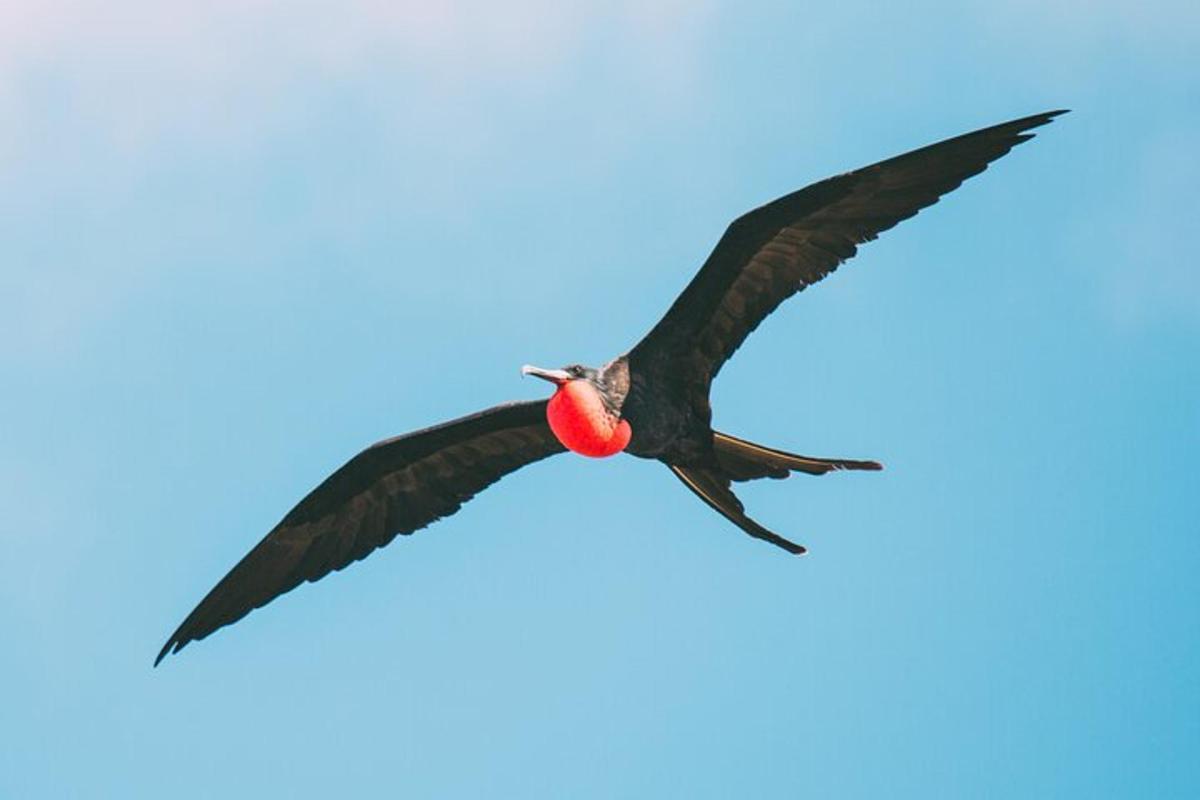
[153,646,169,668]
[1023,109,1070,129]
[993,109,1069,140]
[154,638,178,668]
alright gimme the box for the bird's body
[157,110,1066,665]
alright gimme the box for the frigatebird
[156,110,1065,664]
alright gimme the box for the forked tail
[666,432,882,554]
[668,464,807,554]
[712,431,882,481]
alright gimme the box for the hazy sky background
[3,1,1197,796]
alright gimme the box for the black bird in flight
[157,110,1066,665]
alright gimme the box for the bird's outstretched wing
[630,110,1067,386]
[156,400,564,665]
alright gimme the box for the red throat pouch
[545,381,631,457]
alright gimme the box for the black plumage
[157,110,1065,664]
[156,402,562,665]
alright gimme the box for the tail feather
[668,464,806,554]
[713,431,882,481]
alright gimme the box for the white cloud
[0,0,716,363]
[0,0,713,158]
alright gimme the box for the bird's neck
[546,380,631,458]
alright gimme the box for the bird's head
[521,363,631,457]
[520,363,595,386]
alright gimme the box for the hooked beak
[521,364,572,385]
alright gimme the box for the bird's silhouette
[157,110,1066,665]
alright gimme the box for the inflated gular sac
[545,380,631,458]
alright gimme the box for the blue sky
[2,1,1197,796]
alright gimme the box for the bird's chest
[621,375,711,461]
[547,382,631,458]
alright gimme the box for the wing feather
[156,400,563,664]
[631,111,1067,386]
